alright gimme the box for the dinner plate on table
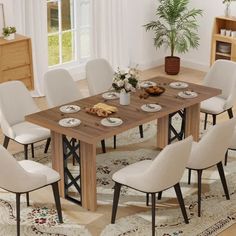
[102,92,120,100]
[141,104,162,112]
[101,118,123,127]
[178,91,198,99]
[59,105,80,113]
[140,81,157,88]
[169,81,189,89]
[59,118,81,127]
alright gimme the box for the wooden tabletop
[26,76,221,144]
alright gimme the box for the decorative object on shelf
[0,4,5,36]
[144,0,203,75]
[112,67,139,105]
[223,0,235,17]
[2,26,16,40]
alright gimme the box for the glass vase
[225,3,231,17]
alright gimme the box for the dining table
[26,76,221,211]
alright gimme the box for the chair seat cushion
[112,160,152,188]
[12,122,50,144]
[200,96,226,115]
[19,160,60,185]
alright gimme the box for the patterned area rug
[10,117,235,236]
[0,191,91,236]
[12,147,236,235]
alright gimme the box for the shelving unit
[211,16,236,65]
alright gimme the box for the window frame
[47,0,91,69]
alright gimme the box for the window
[47,0,91,67]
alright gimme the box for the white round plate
[59,118,81,127]
[141,104,162,112]
[178,91,198,99]
[140,81,157,88]
[102,92,120,100]
[59,105,80,113]
[169,81,189,89]
[101,118,123,127]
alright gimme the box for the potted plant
[223,0,235,17]
[144,0,203,75]
[112,67,139,105]
[2,26,16,40]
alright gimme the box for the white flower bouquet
[112,67,139,93]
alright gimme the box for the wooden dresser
[0,34,34,90]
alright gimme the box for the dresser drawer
[1,41,30,70]
[2,65,31,82]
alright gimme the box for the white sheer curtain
[13,0,48,96]
[92,0,130,69]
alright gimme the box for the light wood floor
[1,65,236,235]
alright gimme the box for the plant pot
[4,33,15,40]
[165,56,180,75]
[120,92,130,105]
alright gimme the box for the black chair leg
[101,140,106,153]
[111,182,121,224]
[31,143,34,158]
[16,193,21,236]
[217,162,230,200]
[212,114,216,125]
[188,169,191,185]
[204,113,208,130]
[174,183,189,224]
[157,191,162,200]
[113,135,117,149]
[3,136,10,149]
[151,193,156,236]
[44,138,51,153]
[197,170,203,217]
[52,182,63,223]
[146,193,149,206]
[139,125,144,138]
[24,145,28,160]
[225,150,228,166]
[26,193,30,207]
[227,108,234,119]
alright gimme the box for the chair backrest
[127,136,193,193]
[0,81,39,138]
[86,58,114,95]
[203,60,236,104]
[44,68,82,107]
[0,145,46,193]
[188,118,236,169]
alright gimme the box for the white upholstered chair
[225,127,236,165]
[0,144,63,236]
[201,60,236,129]
[44,68,106,153]
[86,58,114,96]
[0,81,51,160]
[111,136,193,236]
[86,58,144,151]
[44,68,82,107]
[187,118,236,217]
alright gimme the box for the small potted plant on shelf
[112,67,139,105]
[223,0,236,17]
[2,26,16,40]
[144,0,203,75]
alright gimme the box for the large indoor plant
[144,0,203,75]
